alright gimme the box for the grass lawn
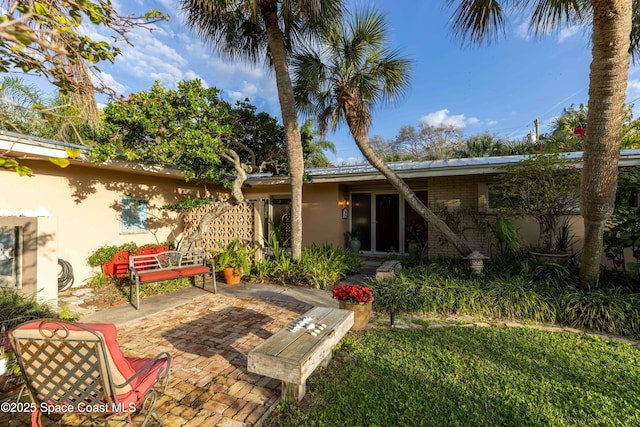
[266,326,640,427]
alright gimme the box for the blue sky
[72,1,640,164]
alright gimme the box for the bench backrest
[129,250,207,271]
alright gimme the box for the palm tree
[181,0,343,261]
[301,120,336,168]
[0,76,46,135]
[293,9,473,256]
[447,0,634,289]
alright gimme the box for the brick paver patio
[1,292,312,426]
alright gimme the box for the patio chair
[9,319,173,426]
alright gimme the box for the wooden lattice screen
[182,200,263,251]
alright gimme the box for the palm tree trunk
[261,0,304,262]
[579,0,632,289]
[343,103,473,257]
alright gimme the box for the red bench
[128,250,216,309]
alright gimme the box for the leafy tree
[181,0,344,262]
[446,0,634,288]
[369,134,406,162]
[603,167,640,279]
[394,123,465,160]
[0,0,165,96]
[497,152,581,254]
[293,8,473,256]
[92,80,286,249]
[0,0,167,173]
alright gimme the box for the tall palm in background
[447,0,635,289]
[293,9,473,256]
[0,76,46,135]
[0,75,89,143]
[181,0,343,261]
[301,120,337,168]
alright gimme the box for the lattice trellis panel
[183,201,257,250]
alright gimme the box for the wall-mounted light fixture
[339,198,350,208]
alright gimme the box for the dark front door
[351,193,372,251]
[375,194,399,253]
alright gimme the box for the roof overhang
[6,131,640,185]
[0,130,186,179]
[246,150,640,186]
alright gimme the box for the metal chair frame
[9,319,171,426]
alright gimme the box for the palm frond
[526,0,585,35]
[446,0,509,46]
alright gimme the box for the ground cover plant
[254,240,362,288]
[368,254,640,338]
[267,327,640,427]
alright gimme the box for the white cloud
[420,109,479,129]
[96,72,127,95]
[514,20,530,41]
[486,120,498,126]
[558,25,581,43]
[627,80,640,102]
[86,1,280,116]
[229,81,260,101]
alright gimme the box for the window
[0,226,22,288]
[487,184,507,211]
[121,198,148,234]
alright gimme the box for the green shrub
[87,242,137,267]
[0,289,62,376]
[558,287,638,335]
[256,243,362,288]
[367,255,640,338]
[0,289,57,320]
[368,269,429,315]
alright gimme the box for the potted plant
[346,229,361,254]
[496,151,580,263]
[332,283,374,330]
[210,238,257,284]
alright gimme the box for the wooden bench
[247,306,354,402]
[128,250,216,310]
[375,260,402,280]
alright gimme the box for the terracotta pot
[338,300,372,331]
[102,260,115,277]
[112,260,129,278]
[222,267,241,285]
[113,250,130,261]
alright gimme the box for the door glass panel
[376,194,399,252]
[351,193,371,251]
[270,197,291,246]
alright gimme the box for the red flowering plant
[332,284,374,304]
[573,127,586,138]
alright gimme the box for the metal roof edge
[246,149,640,185]
[0,130,185,178]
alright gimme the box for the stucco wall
[0,216,57,307]
[301,183,343,248]
[243,182,344,249]
[1,159,205,295]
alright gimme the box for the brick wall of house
[427,175,491,258]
